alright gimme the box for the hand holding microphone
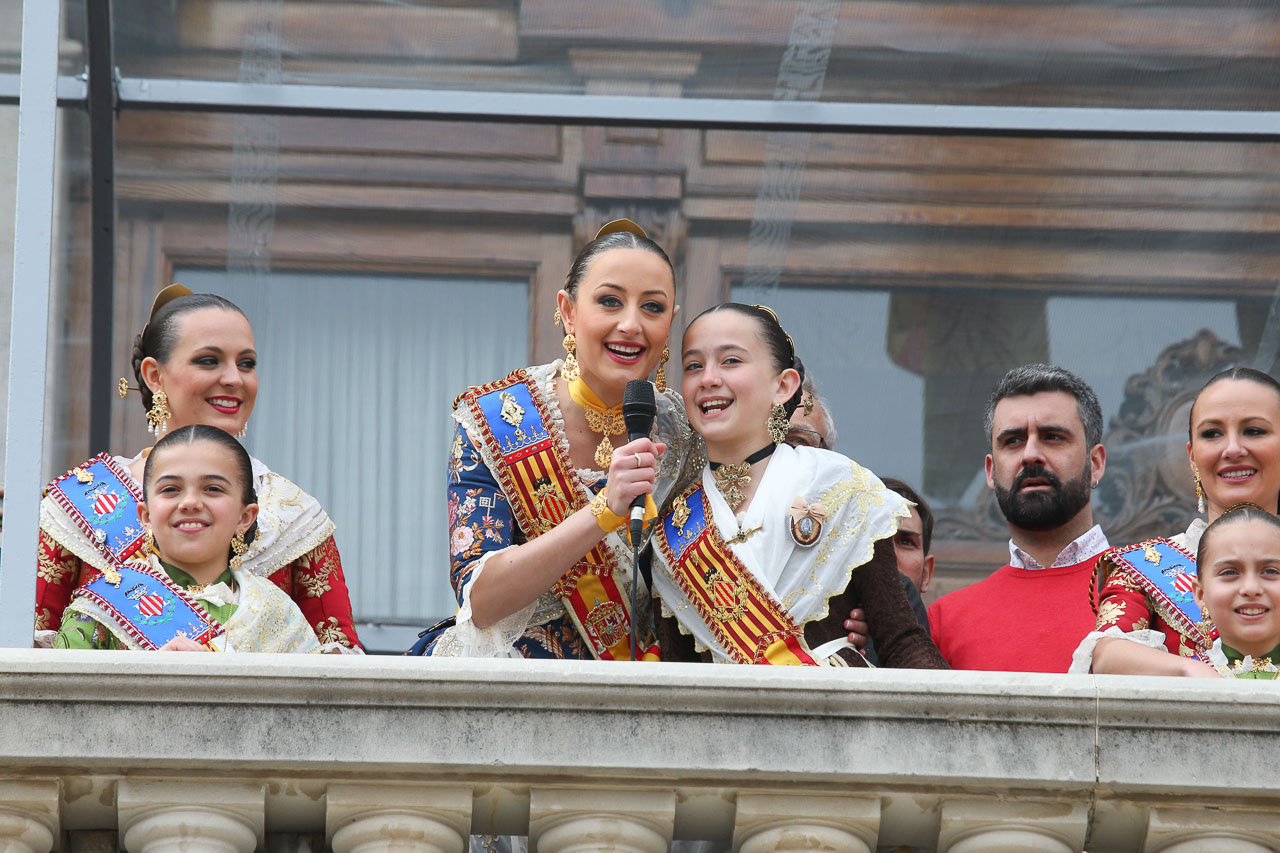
[603,381,665,534]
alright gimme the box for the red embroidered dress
[36,453,361,651]
[1088,519,1210,661]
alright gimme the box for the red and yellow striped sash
[462,370,647,661]
[656,486,815,665]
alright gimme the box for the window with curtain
[177,268,529,651]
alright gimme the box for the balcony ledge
[0,650,1276,851]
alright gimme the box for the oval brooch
[788,497,826,548]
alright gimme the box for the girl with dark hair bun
[36,285,362,653]
[53,426,321,653]
[1079,367,1280,676]
[415,220,701,660]
[648,303,948,669]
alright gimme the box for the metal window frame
[86,0,115,454]
[0,0,63,648]
[0,72,88,105]
[114,77,1280,140]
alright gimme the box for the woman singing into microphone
[418,220,700,659]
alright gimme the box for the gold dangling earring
[767,403,788,445]
[146,389,172,437]
[1192,462,1206,514]
[655,346,670,393]
[1196,611,1216,639]
[562,333,581,382]
[230,531,248,572]
[143,527,156,555]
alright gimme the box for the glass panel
[103,109,1279,635]
[60,0,86,75]
[112,0,1280,110]
[44,106,92,483]
[0,0,18,75]
[171,268,528,636]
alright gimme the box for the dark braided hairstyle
[684,303,807,416]
[143,424,259,546]
[132,294,248,412]
[1188,367,1280,441]
[564,228,674,301]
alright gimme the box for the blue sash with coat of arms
[76,560,224,650]
[460,370,649,661]
[1101,538,1214,647]
[46,453,148,564]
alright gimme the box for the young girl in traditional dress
[1191,505,1280,678]
[650,303,947,668]
[53,425,320,653]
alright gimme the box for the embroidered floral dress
[1071,519,1209,672]
[427,361,699,659]
[53,555,321,653]
[37,453,362,652]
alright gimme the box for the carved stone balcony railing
[1,650,1278,853]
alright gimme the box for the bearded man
[927,364,1108,672]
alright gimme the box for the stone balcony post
[529,788,674,853]
[0,781,58,853]
[117,781,262,853]
[1143,806,1280,852]
[937,799,1088,853]
[326,784,471,853]
[732,792,880,853]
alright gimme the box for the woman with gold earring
[35,286,362,653]
[649,303,948,668]
[1079,367,1280,676]
[417,220,699,660]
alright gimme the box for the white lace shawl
[651,443,910,665]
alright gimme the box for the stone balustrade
[0,650,1277,852]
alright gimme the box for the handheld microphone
[622,379,657,661]
[622,379,657,539]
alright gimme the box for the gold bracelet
[590,489,626,533]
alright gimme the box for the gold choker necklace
[709,445,776,511]
[567,377,625,469]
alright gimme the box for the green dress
[1218,642,1280,680]
[53,560,237,650]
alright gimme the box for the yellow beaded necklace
[567,377,625,469]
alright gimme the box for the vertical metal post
[0,0,63,647]
[87,0,115,454]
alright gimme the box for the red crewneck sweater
[927,558,1098,673]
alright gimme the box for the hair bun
[130,333,153,410]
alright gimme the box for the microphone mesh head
[624,379,656,413]
[623,380,657,438]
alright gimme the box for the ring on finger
[633,453,643,469]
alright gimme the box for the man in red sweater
[927,364,1108,672]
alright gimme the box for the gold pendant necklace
[712,462,752,511]
[709,444,777,512]
[566,376,625,469]
[582,406,626,469]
